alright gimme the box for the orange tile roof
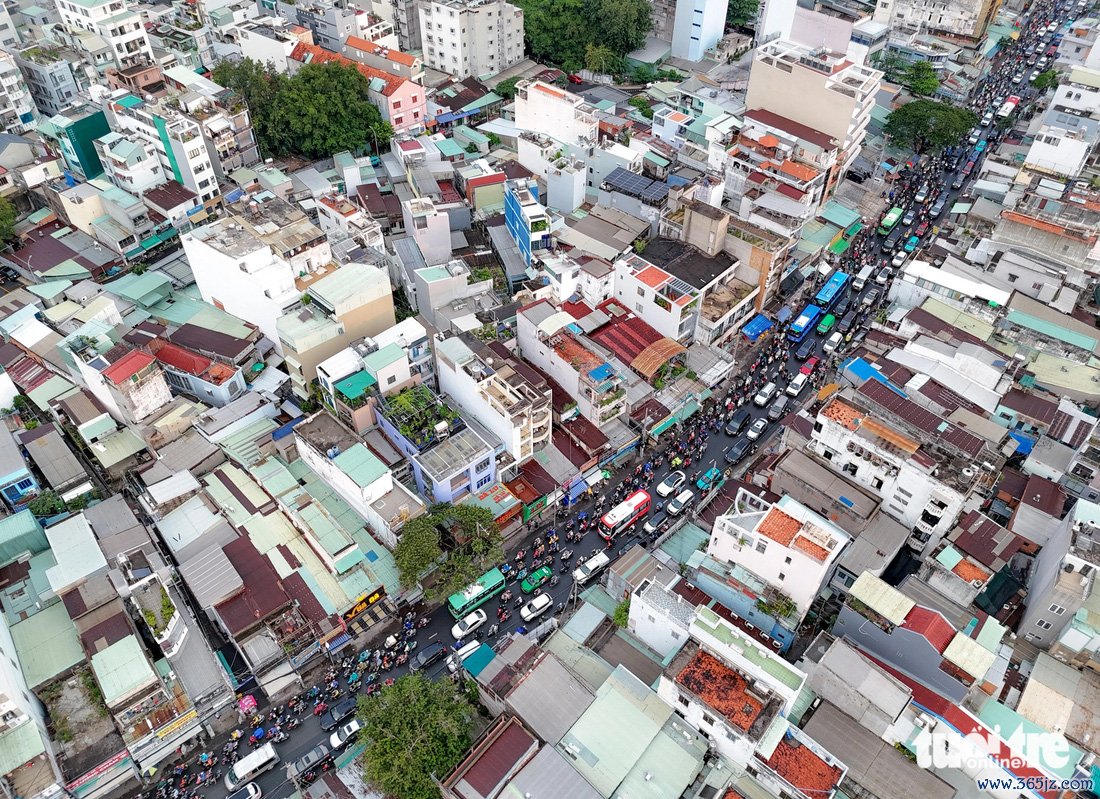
[792,535,829,561]
[290,42,409,97]
[822,399,861,431]
[763,737,842,796]
[953,559,991,584]
[344,36,419,67]
[757,506,801,546]
[778,159,820,183]
[758,134,779,148]
[675,650,765,733]
[102,350,155,384]
[859,416,919,454]
[635,264,671,289]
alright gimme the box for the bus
[997,95,1020,118]
[876,207,904,235]
[600,490,651,541]
[447,567,507,617]
[814,271,850,312]
[787,304,823,343]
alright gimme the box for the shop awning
[567,479,588,501]
[742,314,774,342]
[829,237,852,255]
[777,306,793,323]
[650,416,676,437]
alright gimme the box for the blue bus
[788,304,823,343]
[814,272,850,312]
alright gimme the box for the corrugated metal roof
[849,572,915,625]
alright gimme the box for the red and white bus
[600,490,651,541]
[997,95,1021,119]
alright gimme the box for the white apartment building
[811,392,968,553]
[710,492,851,620]
[872,0,1000,42]
[182,194,330,351]
[57,0,154,70]
[0,53,38,135]
[95,131,165,194]
[613,253,700,344]
[746,39,881,172]
[402,196,452,265]
[436,334,552,463]
[316,194,384,251]
[671,0,726,61]
[514,80,597,146]
[419,0,523,80]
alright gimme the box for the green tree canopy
[515,0,652,68]
[726,0,758,28]
[357,675,475,799]
[902,60,940,96]
[0,196,17,244]
[872,52,910,83]
[393,504,504,598]
[1032,69,1058,91]
[884,99,978,153]
[494,76,522,100]
[212,59,393,159]
[594,0,651,56]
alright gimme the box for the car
[644,511,668,534]
[567,74,584,84]
[875,267,892,285]
[520,593,553,622]
[834,296,851,317]
[915,220,930,237]
[914,184,930,203]
[951,174,965,189]
[864,288,881,307]
[980,112,994,127]
[656,470,686,497]
[753,382,777,406]
[696,467,722,491]
[786,372,809,397]
[816,313,837,335]
[1030,70,1041,81]
[329,719,361,750]
[725,407,752,436]
[800,356,819,375]
[902,208,916,226]
[967,128,981,145]
[320,698,358,732]
[903,235,920,253]
[891,250,908,268]
[667,489,694,516]
[746,416,769,441]
[724,438,751,464]
[882,228,904,252]
[1012,72,1024,84]
[823,331,843,354]
[287,746,332,781]
[409,641,448,672]
[521,565,553,593]
[766,396,789,422]
[227,785,262,799]
[794,338,816,360]
[838,311,858,334]
[930,197,947,217]
[450,608,488,641]
[961,160,975,176]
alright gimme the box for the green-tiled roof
[90,635,155,706]
[0,721,46,776]
[333,444,387,488]
[10,601,84,688]
[335,370,377,401]
[362,343,404,373]
[454,124,488,144]
[434,137,465,158]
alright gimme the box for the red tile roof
[453,719,537,799]
[101,350,155,385]
[761,736,843,796]
[290,42,408,97]
[858,379,984,458]
[344,36,419,68]
[744,109,836,150]
[675,649,765,733]
[757,506,801,546]
[152,340,212,377]
[1019,474,1066,517]
[902,606,955,654]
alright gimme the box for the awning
[742,314,773,342]
[828,237,852,255]
[124,246,144,259]
[567,479,588,501]
[777,306,793,323]
[324,632,352,652]
[436,109,475,125]
[817,383,840,401]
[650,416,677,437]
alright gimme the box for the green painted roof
[977,701,1083,779]
[819,201,862,229]
[454,125,488,144]
[463,92,501,112]
[220,418,278,466]
[935,545,964,570]
[362,343,405,373]
[335,370,377,400]
[694,606,803,689]
[434,137,465,158]
[27,375,75,411]
[1005,309,1099,353]
[644,151,670,168]
[79,415,118,444]
[333,444,387,488]
[90,635,155,706]
[89,428,146,468]
[0,721,46,776]
[10,601,84,688]
[417,266,451,282]
[26,280,72,301]
[0,511,47,566]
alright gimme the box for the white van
[447,640,482,673]
[520,593,553,622]
[573,551,610,585]
[753,382,777,407]
[853,264,874,291]
[785,373,809,397]
[225,744,280,791]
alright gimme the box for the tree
[0,196,16,244]
[357,675,475,799]
[725,0,758,28]
[28,491,65,517]
[871,52,910,83]
[268,63,384,159]
[883,99,978,153]
[494,76,522,100]
[212,59,288,158]
[628,94,654,119]
[594,0,651,56]
[516,0,652,67]
[1032,69,1058,91]
[585,43,618,75]
[393,516,443,587]
[902,60,940,96]
[366,119,395,153]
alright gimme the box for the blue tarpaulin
[742,314,774,341]
[567,479,589,501]
[1009,431,1036,455]
[777,306,793,323]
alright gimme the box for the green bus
[816,313,837,335]
[876,206,904,235]
[447,567,507,617]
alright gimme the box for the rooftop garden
[383,385,461,449]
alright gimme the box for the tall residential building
[671,0,729,61]
[514,80,597,146]
[37,102,111,178]
[745,39,881,172]
[14,44,84,117]
[872,0,1001,42]
[419,0,523,80]
[0,53,39,135]
[504,177,550,267]
[56,0,155,72]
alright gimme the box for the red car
[800,357,819,375]
[915,220,929,237]
[567,74,584,85]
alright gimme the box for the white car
[520,593,553,622]
[667,489,694,517]
[329,719,361,750]
[753,382,777,406]
[451,608,487,641]
[746,416,769,441]
[823,331,844,355]
[891,251,908,268]
[656,470,686,497]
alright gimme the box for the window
[702,713,715,726]
[778,572,786,580]
[1036,619,1052,630]
[476,458,491,472]
[1049,604,1066,615]
[872,477,884,490]
[755,540,767,553]
[476,474,492,488]
[784,556,792,564]
[637,286,645,296]
[678,695,689,708]
[1007,273,1018,283]
[386,375,396,385]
